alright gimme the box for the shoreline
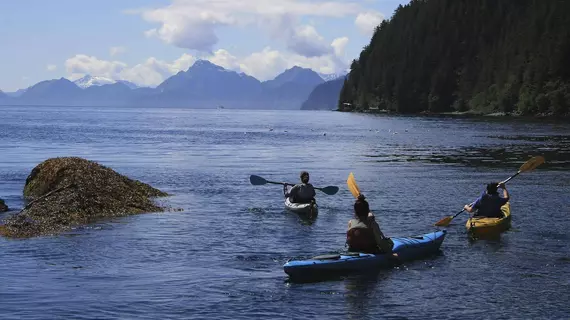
[334,109,569,119]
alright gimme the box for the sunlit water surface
[1,106,569,319]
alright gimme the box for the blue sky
[0,0,409,91]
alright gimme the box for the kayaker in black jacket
[464,182,510,218]
[346,195,394,254]
[285,171,316,204]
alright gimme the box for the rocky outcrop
[0,199,7,212]
[0,157,168,238]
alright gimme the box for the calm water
[0,106,569,319]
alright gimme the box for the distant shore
[334,108,568,119]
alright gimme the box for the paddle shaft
[264,179,290,186]
[261,178,336,194]
[501,171,520,185]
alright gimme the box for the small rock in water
[0,199,8,212]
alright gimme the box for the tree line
[339,0,570,116]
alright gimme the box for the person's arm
[367,213,398,257]
[286,185,298,198]
[465,192,483,213]
[369,217,392,253]
[499,182,510,202]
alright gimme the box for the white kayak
[284,197,318,217]
[283,186,318,217]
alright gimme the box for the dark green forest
[339,0,570,116]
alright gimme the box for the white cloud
[237,47,347,80]
[287,25,331,57]
[46,64,57,71]
[134,0,363,53]
[110,46,127,56]
[355,11,384,35]
[208,49,241,70]
[121,54,197,86]
[65,55,127,81]
[331,37,349,57]
[238,48,289,80]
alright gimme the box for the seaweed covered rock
[0,199,7,212]
[0,157,168,237]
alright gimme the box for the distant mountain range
[4,88,27,97]
[0,61,343,109]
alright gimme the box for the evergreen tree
[340,0,570,116]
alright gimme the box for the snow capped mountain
[73,75,139,89]
[74,75,115,88]
[319,72,348,82]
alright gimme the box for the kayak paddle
[434,156,545,227]
[249,175,339,195]
[347,172,361,199]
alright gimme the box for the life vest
[346,219,379,253]
[289,183,316,204]
[475,194,508,218]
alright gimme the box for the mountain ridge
[301,77,346,110]
[1,61,332,109]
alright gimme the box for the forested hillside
[339,0,570,116]
[301,78,345,110]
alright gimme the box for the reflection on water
[345,273,389,320]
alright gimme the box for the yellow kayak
[466,202,511,237]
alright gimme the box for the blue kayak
[283,230,446,279]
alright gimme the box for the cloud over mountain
[136,0,362,54]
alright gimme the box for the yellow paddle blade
[434,216,453,227]
[519,156,545,172]
[347,172,361,199]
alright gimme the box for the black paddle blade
[319,186,339,195]
[250,175,267,185]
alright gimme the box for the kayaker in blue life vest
[285,171,316,204]
[346,195,394,254]
[464,182,510,218]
